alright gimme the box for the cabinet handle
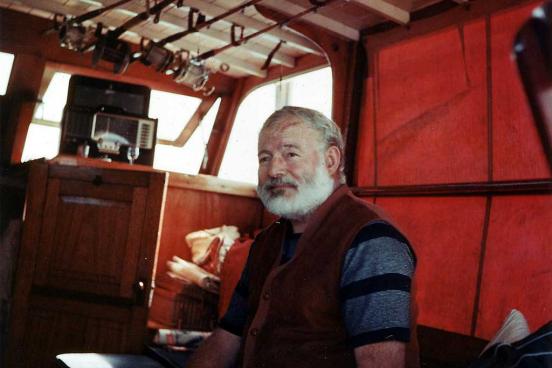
[134,280,146,305]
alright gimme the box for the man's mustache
[261,177,298,192]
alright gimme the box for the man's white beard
[257,164,335,220]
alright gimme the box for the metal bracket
[231,24,245,45]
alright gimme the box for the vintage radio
[60,75,157,165]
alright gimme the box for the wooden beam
[180,27,296,68]
[262,0,360,40]
[350,0,410,25]
[1,54,46,164]
[362,0,539,49]
[142,9,295,69]
[200,80,246,176]
[353,180,552,197]
[344,42,367,187]
[176,0,324,55]
[168,172,258,198]
[6,0,268,78]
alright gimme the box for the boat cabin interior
[1,0,551,367]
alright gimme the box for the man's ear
[325,146,341,176]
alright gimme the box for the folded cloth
[166,256,220,294]
[470,318,552,368]
[153,329,211,348]
[185,225,240,274]
[481,309,530,355]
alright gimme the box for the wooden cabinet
[6,160,167,368]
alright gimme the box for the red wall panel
[476,195,552,339]
[355,0,551,339]
[374,197,486,334]
[491,3,551,181]
[365,21,489,186]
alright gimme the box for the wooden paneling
[21,296,130,368]
[33,179,147,299]
[148,173,263,325]
[7,162,167,368]
[168,172,257,198]
[149,287,180,327]
[155,175,263,286]
[7,163,49,365]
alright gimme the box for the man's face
[256,120,336,219]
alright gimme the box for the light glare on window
[0,52,15,95]
[149,90,202,141]
[34,73,71,122]
[153,98,221,175]
[218,84,277,185]
[21,124,61,162]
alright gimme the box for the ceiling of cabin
[0,0,462,81]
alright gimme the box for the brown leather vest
[239,185,419,368]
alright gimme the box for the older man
[187,106,418,368]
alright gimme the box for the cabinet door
[34,177,147,299]
[7,162,167,368]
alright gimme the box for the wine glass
[127,146,140,165]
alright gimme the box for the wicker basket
[174,284,219,331]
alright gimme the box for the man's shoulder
[353,220,410,246]
[341,190,389,217]
[348,220,416,266]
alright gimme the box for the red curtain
[356,1,552,340]
[375,196,486,335]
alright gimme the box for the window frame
[216,65,333,184]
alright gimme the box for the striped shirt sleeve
[340,221,416,348]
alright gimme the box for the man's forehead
[260,119,319,138]
[258,120,323,154]
[263,118,304,133]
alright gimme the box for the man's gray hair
[260,106,346,184]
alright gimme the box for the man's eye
[259,156,270,164]
[286,152,299,158]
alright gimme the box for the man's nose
[268,156,286,177]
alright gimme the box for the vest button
[250,328,259,336]
[263,292,270,300]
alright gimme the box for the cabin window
[152,92,221,174]
[21,75,219,173]
[0,52,15,95]
[21,72,71,162]
[150,90,202,142]
[218,66,333,184]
